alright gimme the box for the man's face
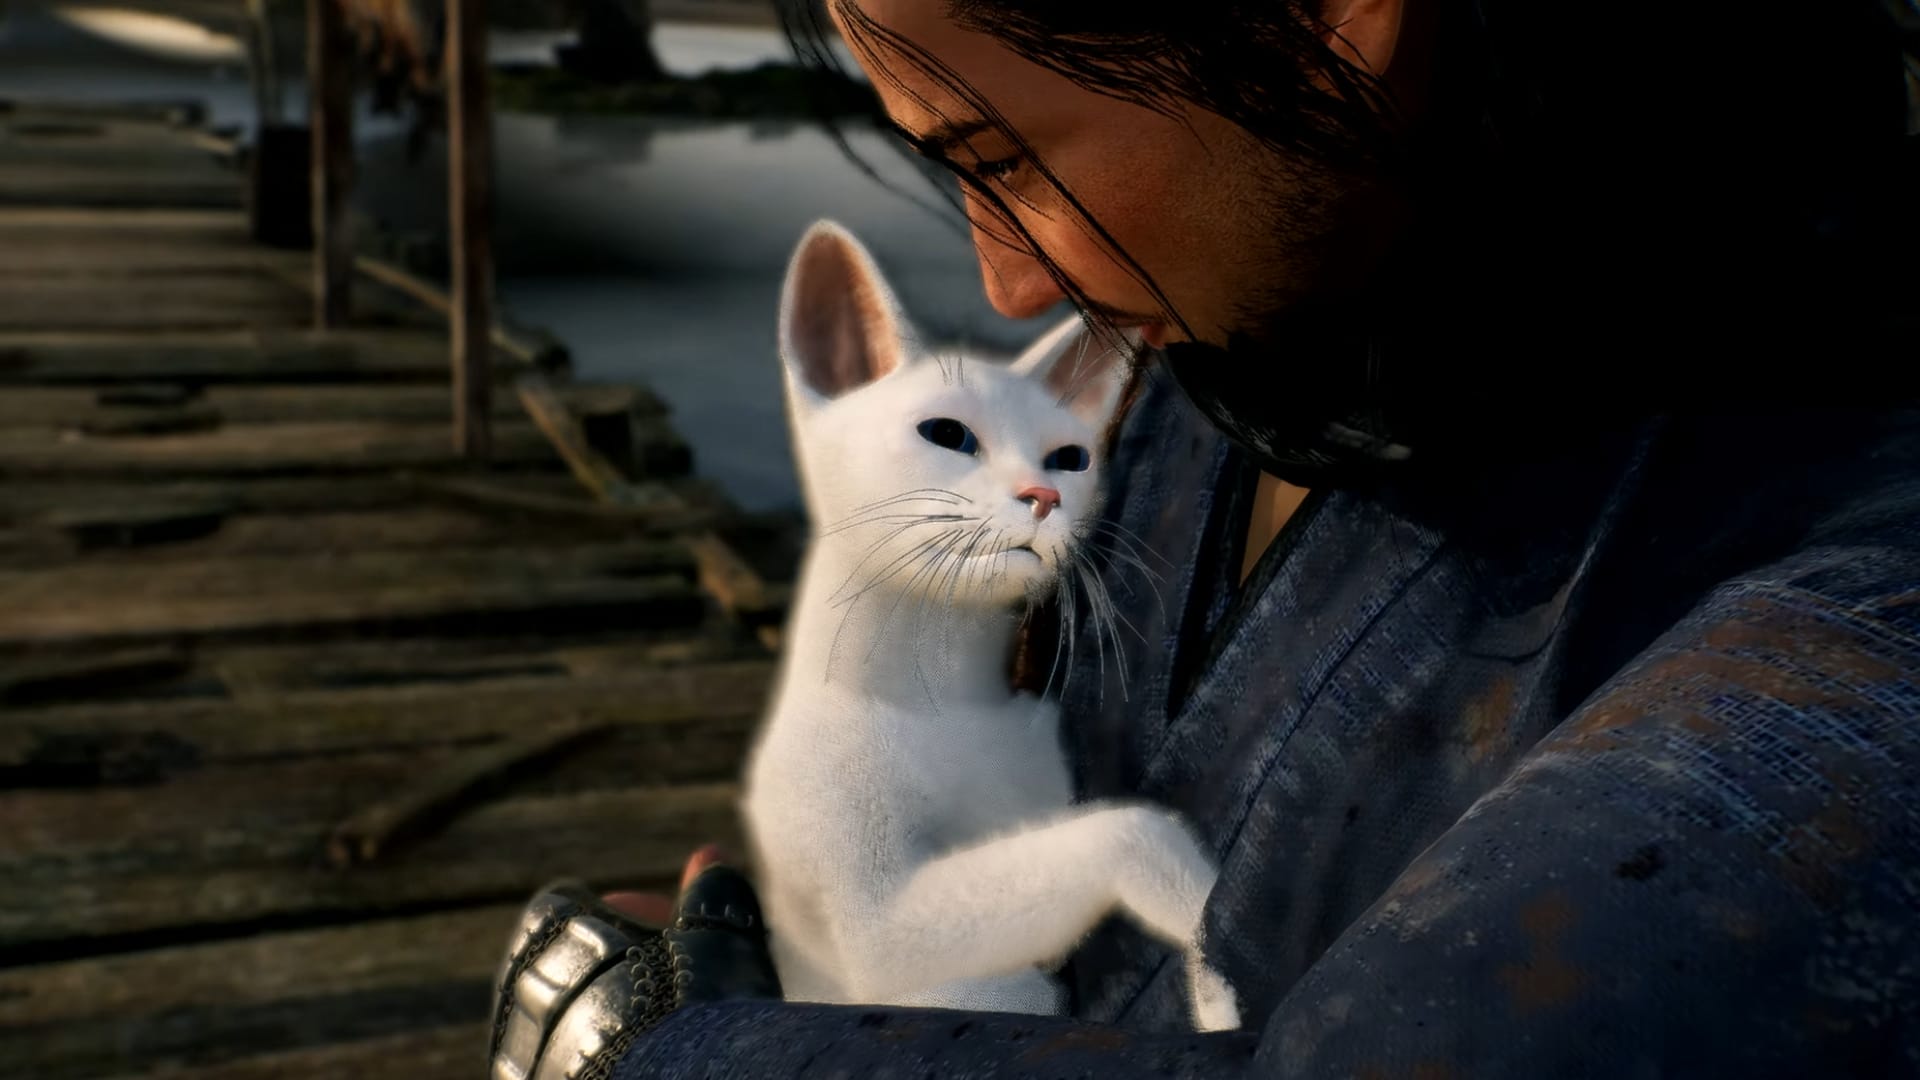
[828,1,1390,350]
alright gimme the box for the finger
[679,843,732,891]
[601,891,675,926]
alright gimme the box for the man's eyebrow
[893,118,995,156]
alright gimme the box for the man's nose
[968,198,1066,320]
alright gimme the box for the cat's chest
[893,696,1074,844]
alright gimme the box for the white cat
[738,220,1242,1032]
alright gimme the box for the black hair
[772,0,1404,357]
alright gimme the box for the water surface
[0,9,1059,513]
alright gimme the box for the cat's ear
[777,221,913,411]
[1008,314,1136,428]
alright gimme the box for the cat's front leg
[837,803,1214,1003]
[1186,950,1243,1032]
[1106,811,1244,1033]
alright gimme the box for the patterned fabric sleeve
[609,555,1920,1079]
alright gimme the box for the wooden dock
[0,98,792,1078]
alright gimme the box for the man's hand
[489,844,781,1080]
[600,843,731,926]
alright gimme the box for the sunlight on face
[829,0,1299,350]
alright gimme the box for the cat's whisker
[1078,550,1139,697]
[879,518,952,703]
[827,517,967,607]
[1080,520,1171,625]
[830,512,979,591]
[825,494,964,531]
[1084,546,1138,705]
[1094,546,1168,591]
[1053,561,1081,703]
[925,522,992,688]
[833,527,960,612]
[910,533,967,712]
[1051,335,1131,411]
[823,529,957,680]
[896,527,972,689]
[839,491,963,519]
[1071,559,1112,701]
[938,524,989,629]
[820,510,969,539]
[835,526,957,682]
[865,527,971,664]
[1081,544,1163,642]
[1065,565,1086,703]
[1086,519,1175,576]
[838,487,965,518]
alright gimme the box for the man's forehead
[829,0,1018,140]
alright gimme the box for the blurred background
[0,0,1061,514]
[0,3,1074,1076]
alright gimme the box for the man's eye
[974,157,1022,181]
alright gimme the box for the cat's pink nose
[1017,485,1062,520]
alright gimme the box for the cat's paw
[1187,959,1242,1032]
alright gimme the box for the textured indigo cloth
[603,0,1919,1068]
[609,367,1920,1078]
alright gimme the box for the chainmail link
[573,933,678,1080]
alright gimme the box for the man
[493,1,1920,1076]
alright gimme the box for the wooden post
[447,0,496,461]
[244,0,284,126]
[308,0,354,327]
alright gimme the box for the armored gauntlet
[489,866,782,1080]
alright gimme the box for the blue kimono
[593,0,1920,1071]
[609,371,1920,1077]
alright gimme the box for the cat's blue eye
[917,418,979,455]
[1044,445,1091,472]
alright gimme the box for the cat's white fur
[739,220,1242,1032]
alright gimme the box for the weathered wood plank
[0,275,309,333]
[0,330,554,384]
[0,415,691,480]
[1,474,597,520]
[327,718,612,867]
[8,505,631,568]
[517,371,643,501]
[0,384,665,430]
[0,117,213,152]
[0,207,240,230]
[0,657,773,762]
[0,157,233,181]
[0,904,507,1079]
[203,629,757,700]
[0,163,240,210]
[0,132,231,162]
[0,629,752,711]
[0,542,706,650]
[0,99,214,128]
[0,226,251,274]
[0,905,511,1028]
[0,780,748,953]
[0,645,191,708]
[101,1023,489,1080]
[408,474,721,534]
[0,418,576,478]
[0,237,267,276]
